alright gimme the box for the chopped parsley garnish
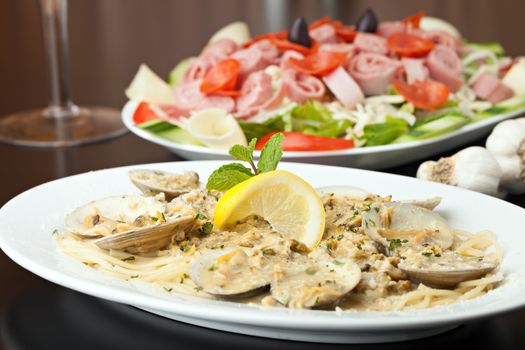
[262,248,276,256]
[199,222,213,235]
[325,241,336,250]
[368,219,376,227]
[435,253,442,257]
[51,229,59,236]
[373,206,380,213]
[130,275,139,279]
[333,259,345,266]
[179,244,189,252]
[150,216,159,222]
[400,256,407,260]
[194,286,203,292]
[356,243,362,250]
[306,267,317,275]
[387,238,408,252]
[195,213,206,220]
[208,265,218,271]
[164,287,173,292]
[422,252,433,257]
[336,234,344,241]
[122,256,135,262]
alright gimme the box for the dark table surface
[1,0,524,349]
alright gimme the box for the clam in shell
[362,202,455,251]
[398,251,498,289]
[189,248,271,299]
[270,259,361,309]
[129,169,200,201]
[65,195,194,253]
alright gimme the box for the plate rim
[1,160,525,332]
[121,100,525,157]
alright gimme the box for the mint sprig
[206,133,284,191]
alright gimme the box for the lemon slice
[214,170,325,250]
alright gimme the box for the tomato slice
[200,58,241,95]
[242,31,287,48]
[267,34,316,55]
[210,90,242,97]
[335,26,357,43]
[308,16,332,30]
[403,11,425,29]
[255,132,355,151]
[132,102,159,124]
[289,51,346,77]
[387,32,434,58]
[392,76,450,110]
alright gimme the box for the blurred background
[1,1,524,349]
[0,0,522,116]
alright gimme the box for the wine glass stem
[41,0,77,118]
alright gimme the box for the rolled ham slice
[401,58,429,84]
[280,50,304,70]
[200,38,238,60]
[320,43,356,67]
[173,80,235,113]
[309,24,338,44]
[184,39,240,83]
[348,52,401,95]
[417,30,462,53]
[283,69,326,104]
[354,33,388,55]
[426,45,463,92]
[183,56,217,83]
[251,39,279,64]
[231,47,267,82]
[323,66,364,110]
[471,73,514,103]
[377,21,405,37]
[235,71,274,119]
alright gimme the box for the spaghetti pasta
[56,180,503,311]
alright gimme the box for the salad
[125,9,525,151]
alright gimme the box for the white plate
[1,161,525,344]
[122,101,525,170]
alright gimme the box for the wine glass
[0,0,127,147]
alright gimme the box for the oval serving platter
[1,161,525,343]
[122,101,525,170]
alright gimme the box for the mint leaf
[206,163,254,191]
[229,138,258,174]
[248,138,257,153]
[257,133,284,173]
[229,144,253,164]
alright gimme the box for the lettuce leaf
[363,117,409,146]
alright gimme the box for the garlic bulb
[417,146,502,196]
[486,118,525,194]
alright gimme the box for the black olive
[288,17,311,48]
[355,8,378,33]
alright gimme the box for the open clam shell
[362,202,454,251]
[400,197,442,211]
[65,195,166,238]
[316,186,371,201]
[189,248,271,299]
[399,252,498,289]
[270,259,361,309]
[94,214,194,254]
[129,169,200,201]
